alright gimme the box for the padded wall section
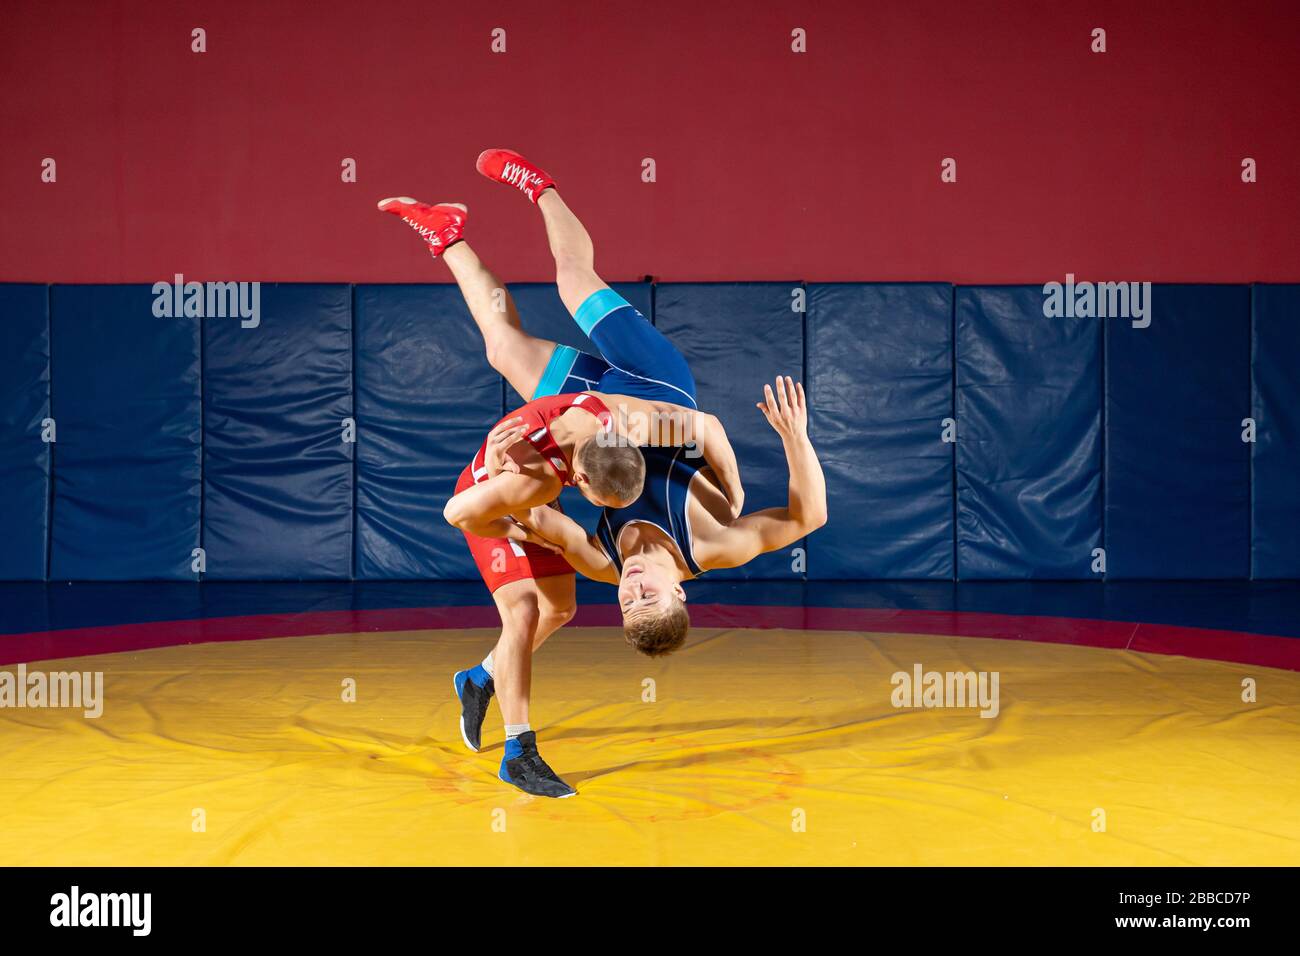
[10,279,1290,585]
[0,285,51,579]
[203,285,352,580]
[807,284,954,579]
[956,287,1102,579]
[1106,285,1250,579]
[354,285,503,579]
[506,282,655,538]
[656,283,804,580]
[49,285,201,580]
[1252,284,1300,579]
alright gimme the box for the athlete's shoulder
[553,391,613,428]
[528,391,606,411]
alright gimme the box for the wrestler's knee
[540,600,577,633]
[482,328,513,375]
[498,593,542,639]
[556,261,602,308]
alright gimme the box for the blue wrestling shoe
[453,665,494,752]
[499,732,576,798]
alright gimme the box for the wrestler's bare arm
[604,393,744,517]
[694,377,827,570]
[515,505,621,585]
[443,470,563,539]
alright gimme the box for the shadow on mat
[553,709,923,784]
[474,716,825,753]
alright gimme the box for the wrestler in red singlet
[455,392,613,591]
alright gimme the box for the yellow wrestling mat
[3,627,1298,866]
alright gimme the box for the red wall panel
[2,0,1297,283]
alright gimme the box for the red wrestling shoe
[377,198,467,257]
[475,148,556,203]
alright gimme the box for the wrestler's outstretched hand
[756,376,808,442]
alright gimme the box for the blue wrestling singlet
[532,288,698,408]
[595,445,706,577]
[531,285,708,573]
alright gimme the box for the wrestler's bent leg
[538,193,696,406]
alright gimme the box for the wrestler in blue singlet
[594,446,706,577]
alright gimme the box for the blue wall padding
[505,282,654,539]
[655,283,804,580]
[7,280,1299,585]
[956,286,1102,579]
[1251,284,1300,578]
[354,284,504,579]
[1105,284,1251,579]
[0,286,51,580]
[807,283,954,579]
[203,284,353,579]
[49,285,202,580]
